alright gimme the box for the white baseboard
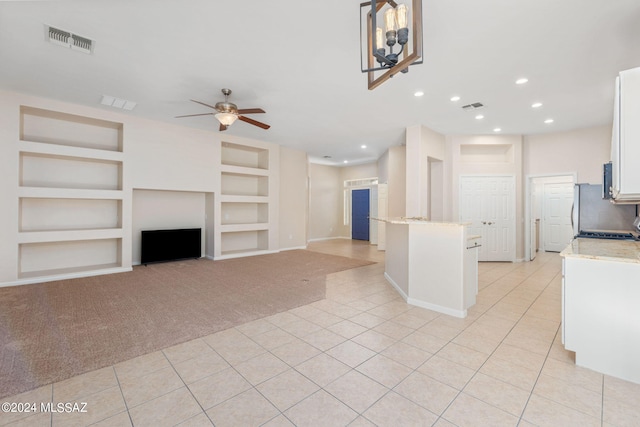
[383,272,468,319]
[0,266,133,288]
[213,249,280,261]
[383,272,409,301]
[307,236,350,242]
[406,297,467,319]
[279,245,308,252]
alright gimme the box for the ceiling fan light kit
[360,0,423,90]
[215,112,238,126]
[175,88,270,131]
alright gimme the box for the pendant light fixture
[360,0,423,90]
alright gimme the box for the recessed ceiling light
[516,78,529,85]
[414,91,424,97]
[475,114,484,120]
[493,128,502,132]
[361,144,367,149]
[343,160,349,164]
[531,102,543,108]
[450,96,461,102]
[544,118,554,124]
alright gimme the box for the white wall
[405,125,446,218]
[0,90,309,284]
[308,162,379,240]
[338,163,379,237]
[524,125,611,184]
[127,119,218,192]
[132,190,207,264]
[340,163,378,182]
[448,134,524,260]
[377,150,389,184]
[387,146,407,218]
[279,146,308,249]
[1,94,25,281]
[308,163,342,240]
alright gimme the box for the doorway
[351,189,370,241]
[527,175,575,258]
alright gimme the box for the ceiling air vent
[462,102,484,111]
[45,25,94,54]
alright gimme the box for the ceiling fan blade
[236,108,265,114]
[190,99,219,110]
[219,123,228,132]
[175,112,215,118]
[238,115,270,129]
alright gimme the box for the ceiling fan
[175,88,270,132]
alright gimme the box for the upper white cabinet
[611,67,640,203]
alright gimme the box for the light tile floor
[2,240,640,426]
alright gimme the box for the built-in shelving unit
[17,106,128,281]
[217,141,277,258]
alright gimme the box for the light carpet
[0,250,374,398]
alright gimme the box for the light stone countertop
[371,217,472,227]
[560,238,640,264]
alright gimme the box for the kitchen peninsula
[560,238,640,384]
[376,217,480,318]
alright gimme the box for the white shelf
[20,152,122,191]
[18,228,123,244]
[217,140,275,258]
[217,249,277,260]
[13,106,127,285]
[221,141,269,170]
[20,106,123,152]
[17,263,126,281]
[221,172,268,197]
[19,198,121,231]
[220,164,269,177]
[19,140,124,162]
[18,187,124,200]
[220,223,269,233]
[19,237,122,277]
[221,201,268,225]
[219,195,269,203]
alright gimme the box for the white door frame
[524,173,577,261]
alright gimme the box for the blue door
[351,189,370,241]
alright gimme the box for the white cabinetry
[561,243,640,384]
[216,141,278,258]
[16,106,130,282]
[611,67,640,202]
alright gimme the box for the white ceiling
[1,1,639,165]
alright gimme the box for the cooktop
[576,230,640,241]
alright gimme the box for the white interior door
[460,178,487,260]
[530,185,537,260]
[543,182,574,252]
[460,176,515,262]
[484,177,515,261]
